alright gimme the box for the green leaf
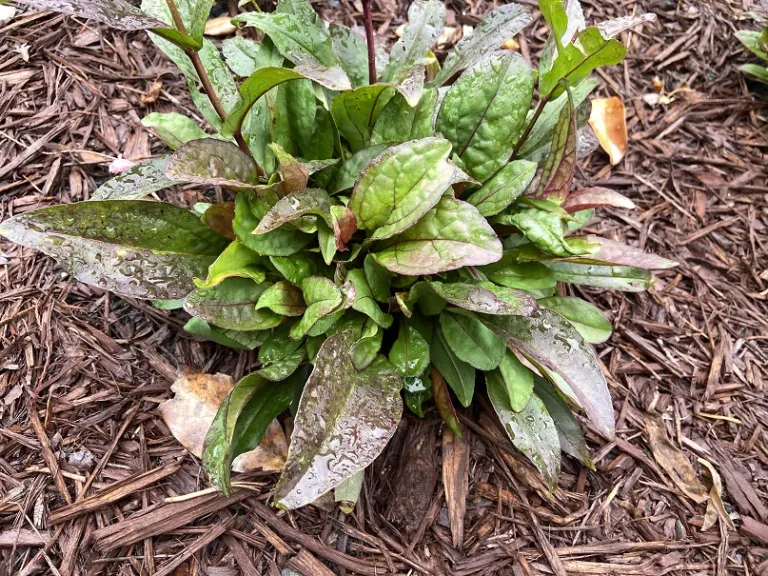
[481,308,615,439]
[545,261,653,292]
[203,373,294,494]
[740,63,768,83]
[382,0,444,82]
[431,366,462,436]
[439,310,505,371]
[166,139,260,188]
[275,331,403,509]
[0,200,228,299]
[389,321,430,378]
[259,322,303,364]
[539,27,627,98]
[518,78,596,158]
[254,189,332,234]
[185,278,283,331]
[436,52,534,183]
[221,67,306,139]
[737,30,768,62]
[233,189,313,256]
[538,0,568,52]
[331,85,396,152]
[141,114,209,150]
[290,276,344,339]
[345,269,393,328]
[486,350,534,412]
[363,254,394,303]
[404,373,432,417]
[538,296,612,344]
[259,349,305,381]
[200,203,236,240]
[328,144,389,195]
[233,13,351,90]
[194,240,265,289]
[91,157,175,201]
[432,3,533,86]
[17,0,178,32]
[428,281,537,316]
[270,253,324,285]
[371,88,438,145]
[540,0,585,75]
[349,138,454,240]
[533,375,593,468]
[431,323,475,407]
[372,197,503,275]
[274,80,317,159]
[502,208,574,257]
[222,36,277,77]
[183,317,268,350]
[329,23,369,88]
[532,86,575,204]
[276,0,318,22]
[256,281,306,317]
[465,160,537,217]
[487,372,560,487]
[480,254,557,290]
[335,469,365,513]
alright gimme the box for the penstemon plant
[737,25,768,83]
[3,0,668,508]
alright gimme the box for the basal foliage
[5,0,668,508]
[737,25,768,83]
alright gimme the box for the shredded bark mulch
[1,0,768,574]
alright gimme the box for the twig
[362,0,377,84]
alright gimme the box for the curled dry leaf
[160,368,287,472]
[588,96,627,166]
[645,415,708,504]
[205,16,237,37]
[698,457,736,531]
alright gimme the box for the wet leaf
[363,254,394,303]
[533,375,593,468]
[538,0,568,52]
[481,308,615,439]
[0,200,228,299]
[203,373,294,494]
[487,372,560,487]
[185,277,283,331]
[382,0,444,82]
[428,281,537,317]
[372,197,503,276]
[195,240,264,289]
[254,189,332,235]
[345,269,393,328]
[335,468,365,513]
[371,88,439,145]
[329,23,368,88]
[258,349,305,381]
[437,52,533,183]
[222,35,278,77]
[588,97,627,165]
[275,330,403,509]
[259,322,303,364]
[481,257,558,291]
[561,187,635,212]
[503,207,574,257]
[17,0,169,31]
[390,321,430,378]
[439,310,506,371]
[431,366,462,436]
[166,139,260,187]
[201,202,236,240]
[645,415,708,504]
[91,157,175,201]
[256,281,306,316]
[331,85,396,152]
[538,296,612,344]
[350,138,454,240]
[432,4,533,86]
[274,79,318,159]
[465,159,537,217]
[404,372,432,417]
[485,349,534,412]
[270,253,324,285]
[141,113,209,150]
[184,317,267,350]
[565,235,678,269]
[532,86,575,204]
[233,189,313,256]
[545,261,653,292]
[328,144,389,194]
[269,144,309,193]
[290,276,344,339]
[431,323,475,407]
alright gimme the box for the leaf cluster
[3,0,667,507]
[736,26,768,84]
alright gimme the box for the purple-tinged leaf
[275,331,403,509]
[331,206,356,251]
[166,139,260,188]
[562,187,635,212]
[429,281,537,316]
[567,235,677,270]
[17,0,164,30]
[481,308,615,440]
[91,157,175,201]
[532,85,576,205]
[253,189,331,235]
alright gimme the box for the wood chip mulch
[1,0,768,574]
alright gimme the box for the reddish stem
[362,0,377,84]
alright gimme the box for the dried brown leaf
[442,426,469,548]
[588,97,627,166]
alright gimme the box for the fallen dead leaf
[588,96,627,166]
[645,415,708,504]
[500,37,520,50]
[140,79,163,105]
[0,5,16,24]
[160,368,289,473]
[442,425,469,548]
[205,16,237,36]
[698,457,735,531]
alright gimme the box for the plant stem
[511,90,553,159]
[164,0,251,157]
[362,0,377,84]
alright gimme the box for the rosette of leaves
[736,26,768,83]
[2,0,668,506]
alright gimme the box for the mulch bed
[1,0,768,574]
